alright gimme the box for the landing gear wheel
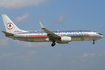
[93,40,95,44]
[51,41,56,47]
[51,43,55,47]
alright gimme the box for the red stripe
[17,36,46,38]
[17,35,98,38]
[61,35,97,38]
[61,35,88,37]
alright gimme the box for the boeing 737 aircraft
[2,14,104,47]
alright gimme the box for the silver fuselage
[7,30,104,42]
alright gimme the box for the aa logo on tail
[7,22,14,30]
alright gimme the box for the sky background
[0,0,105,70]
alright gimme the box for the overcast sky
[0,0,105,70]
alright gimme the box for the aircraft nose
[101,35,104,38]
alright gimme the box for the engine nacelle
[45,38,50,41]
[61,37,71,42]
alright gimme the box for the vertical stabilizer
[2,14,28,33]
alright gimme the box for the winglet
[39,22,44,28]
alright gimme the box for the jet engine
[61,37,71,42]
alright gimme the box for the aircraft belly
[11,36,101,42]
[71,36,84,41]
[71,37,100,41]
[11,36,101,43]
[14,37,47,42]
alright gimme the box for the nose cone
[101,35,104,38]
[100,35,104,38]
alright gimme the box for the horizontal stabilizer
[2,31,14,36]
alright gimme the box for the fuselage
[8,30,103,42]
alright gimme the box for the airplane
[2,14,104,47]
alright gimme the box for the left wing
[39,22,61,41]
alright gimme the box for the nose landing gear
[93,40,95,44]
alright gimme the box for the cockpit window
[97,33,103,35]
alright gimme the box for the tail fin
[2,14,28,34]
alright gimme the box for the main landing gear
[51,41,56,47]
[93,40,95,44]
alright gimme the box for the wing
[39,22,61,41]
